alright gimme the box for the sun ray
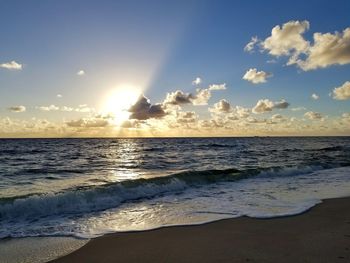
[101,84,142,125]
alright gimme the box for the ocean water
[0,137,350,239]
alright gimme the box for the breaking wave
[1,163,348,222]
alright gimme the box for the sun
[102,84,141,125]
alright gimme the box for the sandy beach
[51,197,350,263]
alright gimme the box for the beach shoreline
[50,196,350,263]
[0,236,88,263]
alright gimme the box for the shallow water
[0,137,349,238]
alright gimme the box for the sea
[0,137,350,240]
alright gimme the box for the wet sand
[0,237,87,263]
[51,197,350,263]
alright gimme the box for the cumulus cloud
[267,59,277,64]
[163,88,212,107]
[192,77,202,85]
[75,104,93,113]
[192,88,211,105]
[251,20,350,71]
[296,28,350,70]
[246,117,264,124]
[36,104,93,112]
[176,111,197,124]
[77,70,85,76]
[129,95,167,120]
[210,100,252,122]
[66,117,109,128]
[57,94,63,98]
[304,111,323,120]
[208,83,226,90]
[311,93,319,100]
[37,105,60,111]
[0,60,23,70]
[163,90,195,106]
[262,20,310,58]
[209,99,232,113]
[342,113,350,123]
[120,120,141,129]
[242,68,272,84]
[244,36,259,53]
[252,99,289,114]
[224,106,251,121]
[61,106,74,112]
[234,106,251,118]
[271,114,284,120]
[273,99,290,109]
[252,99,274,113]
[291,106,307,111]
[332,81,350,100]
[200,119,224,129]
[8,105,26,112]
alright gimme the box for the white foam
[1,166,350,239]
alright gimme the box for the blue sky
[0,0,349,137]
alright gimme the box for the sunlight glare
[102,84,142,125]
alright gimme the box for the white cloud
[192,77,202,85]
[164,88,212,107]
[37,105,60,111]
[252,99,289,114]
[244,36,259,53]
[311,93,319,100]
[296,28,350,70]
[164,90,195,106]
[253,20,350,71]
[8,105,26,112]
[332,81,350,100]
[262,20,310,58]
[242,68,272,84]
[234,106,251,118]
[209,83,226,90]
[200,119,224,129]
[0,61,23,70]
[192,88,211,105]
[75,105,93,113]
[271,114,284,120]
[252,99,274,113]
[57,94,63,98]
[36,104,93,112]
[66,117,109,128]
[267,59,277,64]
[304,111,323,120]
[176,111,197,124]
[291,106,307,111]
[209,99,232,113]
[61,106,74,112]
[77,70,85,76]
[342,113,350,123]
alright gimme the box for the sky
[1,0,350,137]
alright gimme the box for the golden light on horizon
[101,84,142,125]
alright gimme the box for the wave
[2,163,348,223]
[318,145,346,152]
[207,143,235,148]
